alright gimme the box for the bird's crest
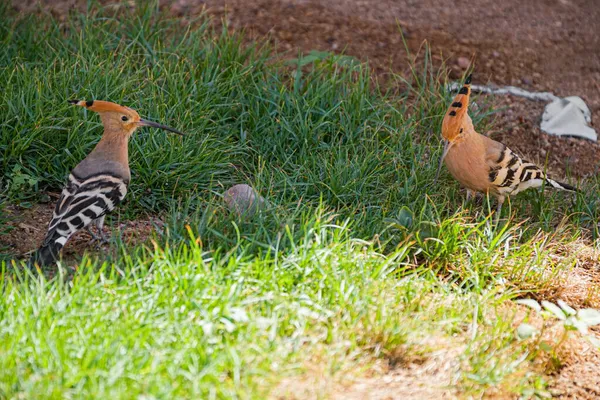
[68,99,135,114]
[442,74,472,141]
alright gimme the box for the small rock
[457,56,470,70]
[492,50,501,58]
[18,223,38,233]
[521,76,533,85]
[223,184,267,216]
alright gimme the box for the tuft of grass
[1,217,548,399]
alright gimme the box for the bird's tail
[546,178,579,193]
[28,233,66,268]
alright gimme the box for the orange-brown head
[68,100,184,136]
[441,74,473,143]
[434,75,474,183]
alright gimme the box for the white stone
[541,96,597,141]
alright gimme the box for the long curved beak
[138,119,185,136]
[434,139,453,184]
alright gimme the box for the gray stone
[223,184,267,216]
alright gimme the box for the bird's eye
[121,116,129,122]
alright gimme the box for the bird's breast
[444,140,493,194]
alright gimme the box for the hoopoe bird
[29,100,184,267]
[435,74,578,221]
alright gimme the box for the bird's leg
[494,196,505,224]
[95,215,110,245]
[466,189,474,202]
[86,225,101,242]
[87,215,109,246]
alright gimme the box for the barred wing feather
[31,173,127,266]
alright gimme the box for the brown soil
[551,341,600,399]
[511,306,600,400]
[557,240,600,308]
[0,201,161,267]
[491,97,599,179]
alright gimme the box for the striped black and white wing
[488,146,577,196]
[42,172,128,249]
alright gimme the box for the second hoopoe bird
[435,75,578,221]
[29,100,184,267]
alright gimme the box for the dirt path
[196,0,600,102]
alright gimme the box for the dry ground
[6,0,600,398]
[0,202,161,268]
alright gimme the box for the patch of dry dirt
[508,236,600,308]
[0,201,161,265]
[271,340,461,400]
[555,240,600,308]
[491,96,600,179]
[513,304,600,399]
[550,338,600,399]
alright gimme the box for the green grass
[1,2,599,399]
